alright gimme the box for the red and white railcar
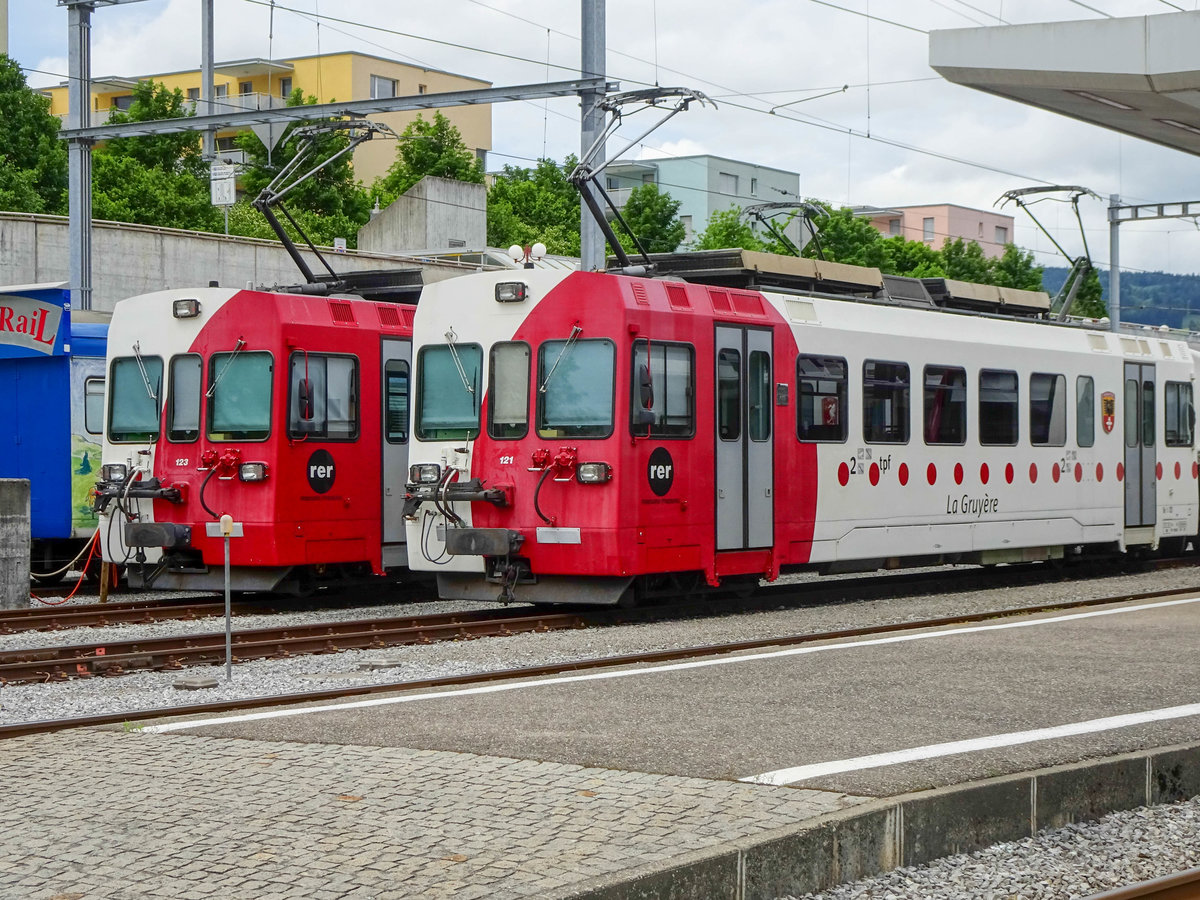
[402,252,1200,605]
[96,286,415,592]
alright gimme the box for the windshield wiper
[131,341,157,401]
[443,328,475,396]
[206,338,247,398]
[539,325,583,394]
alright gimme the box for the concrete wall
[358,176,487,254]
[1,479,30,610]
[0,213,486,312]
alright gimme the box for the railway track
[2,583,1197,738]
[1085,866,1200,899]
[2,597,260,634]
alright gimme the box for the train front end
[404,269,644,605]
[96,287,407,593]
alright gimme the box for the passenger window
[1165,381,1194,447]
[863,360,909,444]
[1029,373,1067,447]
[1076,376,1095,448]
[287,353,359,441]
[630,340,695,438]
[797,355,847,443]
[383,360,409,444]
[536,338,614,439]
[923,365,966,445]
[1142,381,1155,447]
[490,342,530,440]
[167,354,202,443]
[979,369,1018,446]
[748,351,772,442]
[717,349,741,441]
[208,351,273,442]
[84,377,105,436]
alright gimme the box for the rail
[1084,867,1200,899]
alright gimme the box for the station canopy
[930,11,1200,157]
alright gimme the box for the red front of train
[97,288,414,593]
[403,270,815,604]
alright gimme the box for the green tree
[617,183,685,253]
[1072,268,1106,318]
[0,54,68,214]
[941,237,992,284]
[691,206,766,251]
[486,156,581,256]
[372,111,484,205]
[989,244,1044,291]
[91,80,218,231]
[234,89,371,243]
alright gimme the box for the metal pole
[67,3,93,311]
[580,0,606,272]
[224,533,232,680]
[201,0,215,160]
[1108,193,1121,333]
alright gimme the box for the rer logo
[647,446,674,497]
[307,449,336,494]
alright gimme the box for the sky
[8,0,1200,276]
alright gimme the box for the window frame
[979,368,1019,447]
[167,353,203,444]
[205,350,274,443]
[862,359,910,445]
[83,377,105,436]
[922,364,967,446]
[1029,371,1068,448]
[107,355,164,444]
[415,342,483,441]
[535,337,616,440]
[629,339,696,440]
[489,341,531,441]
[286,351,361,442]
[383,359,410,445]
[370,74,397,99]
[797,354,848,443]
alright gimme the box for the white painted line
[741,702,1200,786]
[141,594,1200,735]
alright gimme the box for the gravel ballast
[792,797,1200,900]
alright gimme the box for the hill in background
[1043,266,1200,331]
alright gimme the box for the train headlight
[172,298,201,318]
[101,463,128,482]
[238,462,269,482]
[495,282,528,303]
[409,463,442,484]
[576,462,612,484]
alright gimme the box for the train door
[381,338,411,567]
[1124,362,1156,529]
[714,325,774,550]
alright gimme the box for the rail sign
[210,164,237,207]
[0,290,67,358]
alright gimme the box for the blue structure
[0,284,109,580]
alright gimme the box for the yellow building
[43,52,493,185]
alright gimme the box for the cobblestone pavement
[1,729,867,900]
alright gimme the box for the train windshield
[537,338,615,438]
[416,344,482,440]
[108,355,163,442]
[207,351,273,441]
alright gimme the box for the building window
[371,75,397,99]
[888,218,900,236]
[239,81,253,95]
[680,215,693,236]
[186,87,200,101]
[995,225,1008,244]
[978,222,984,237]
[417,83,427,94]
[719,172,738,195]
[112,95,134,111]
[606,177,618,190]
[279,77,292,98]
[750,177,758,195]
[642,173,655,184]
[214,84,227,98]
[922,217,935,242]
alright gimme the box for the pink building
[854,203,1015,258]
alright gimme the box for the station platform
[4,595,1200,898]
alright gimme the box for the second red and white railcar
[403,252,1199,604]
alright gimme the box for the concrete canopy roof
[930,11,1200,156]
